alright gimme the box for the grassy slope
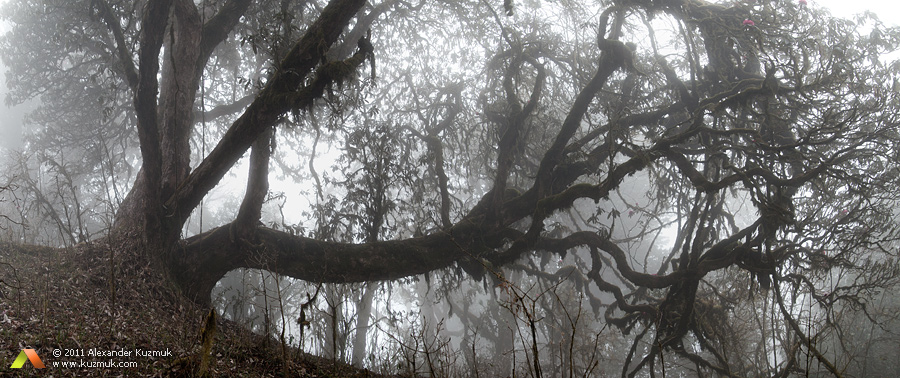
[0,241,387,377]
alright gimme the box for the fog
[0,19,23,149]
[2,0,900,376]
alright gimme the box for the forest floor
[0,241,389,377]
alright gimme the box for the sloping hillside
[1,241,386,377]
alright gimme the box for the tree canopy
[3,0,900,375]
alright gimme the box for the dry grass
[0,241,388,377]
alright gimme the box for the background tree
[3,0,900,375]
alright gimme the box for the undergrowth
[0,241,389,377]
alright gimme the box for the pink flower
[799,0,807,5]
[743,19,756,26]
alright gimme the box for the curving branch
[175,221,486,303]
[407,94,460,229]
[234,126,274,238]
[487,55,546,223]
[531,38,622,196]
[165,0,368,224]
[772,274,845,377]
[94,0,139,89]
[192,93,256,123]
[198,0,252,73]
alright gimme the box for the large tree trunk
[110,0,371,300]
[351,282,378,367]
[108,0,671,308]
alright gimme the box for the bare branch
[94,0,139,89]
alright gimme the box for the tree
[3,0,900,375]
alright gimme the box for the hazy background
[0,0,897,151]
[0,16,22,150]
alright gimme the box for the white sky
[0,0,898,149]
[820,0,900,25]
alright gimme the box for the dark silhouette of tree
[3,0,900,375]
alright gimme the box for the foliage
[2,0,900,376]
